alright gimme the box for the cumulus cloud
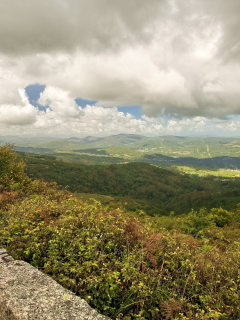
[0,86,238,138]
[38,86,82,118]
[0,89,37,125]
[34,88,165,134]
[0,0,240,135]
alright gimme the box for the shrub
[183,209,216,236]
[0,144,26,189]
[209,207,235,227]
[1,192,240,319]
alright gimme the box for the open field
[168,165,240,178]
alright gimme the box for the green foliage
[0,144,26,189]
[181,207,236,236]
[1,146,240,319]
[209,207,235,227]
[183,209,216,236]
[0,188,239,318]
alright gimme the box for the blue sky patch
[117,106,142,119]
[25,84,46,110]
[75,98,98,108]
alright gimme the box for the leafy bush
[209,207,235,227]
[183,209,216,236]
[1,186,240,319]
[0,144,26,189]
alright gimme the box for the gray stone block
[0,246,110,320]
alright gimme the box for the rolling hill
[20,152,240,215]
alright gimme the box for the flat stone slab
[0,246,110,320]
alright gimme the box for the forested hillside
[19,152,240,215]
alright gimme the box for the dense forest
[19,152,240,215]
[1,144,240,319]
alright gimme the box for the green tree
[210,207,234,227]
[183,208,215,235]
[0,144,26,189]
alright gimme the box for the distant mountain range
[64,134,240,148]
[2,133,240,148]
[3,134,240,169]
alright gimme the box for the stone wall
[0,246,110,320]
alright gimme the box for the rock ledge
[0,246,110,320]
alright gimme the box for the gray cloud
[203,0,240,63]
[0,0,165,55]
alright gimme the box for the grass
[170,165,240,178]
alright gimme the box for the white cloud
[0,89,37,125]
[35,91,165,135]
[38,86,82,118]
[0,87,239,138]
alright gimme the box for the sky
[1,0,240,137]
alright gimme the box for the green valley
[9,134,240,218]
[18,151,240,216]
